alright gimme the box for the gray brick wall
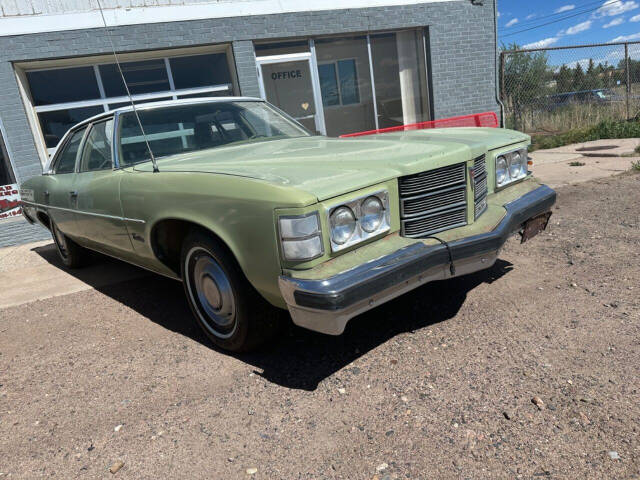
[0,217,50,248]
[0,0,498,246]
[232,40,261,98]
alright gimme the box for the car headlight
[496,148,528,189]
[360,196,384,233]
[329,190,390,252]
[509,152,522,178]
[496,156,508,186]
[330,206,357,244]
[278,212,323,261]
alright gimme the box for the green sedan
[20,98,555,351]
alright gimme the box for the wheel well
[150,219,234,278]
[36,211,51,231]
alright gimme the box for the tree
[556,64,572,93]
[502,43,552,130]
[584,58,599,90]
[572,63,585,91]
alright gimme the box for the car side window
[53,127,87,174]
[79,119,114,172]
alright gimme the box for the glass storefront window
[99,59,170,96]
[315,36,376,137]
[255,29,431,137]
[38,106,104,148]
[370,31,430,129]
[169,53,232,89]
[24,48,237,156]
[27,66,100,106]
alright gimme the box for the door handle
[69,191,78,198]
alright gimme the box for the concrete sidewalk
[529,138,638,188]
[0,240,149,309]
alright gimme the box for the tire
[51,219,88,268]
[180,230,281,352]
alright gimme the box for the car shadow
[32,242,513,391]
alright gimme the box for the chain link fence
[500,42,640,134]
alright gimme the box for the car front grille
[399,163,468,238]
[473,155,488,219]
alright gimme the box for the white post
[396,31,421,125]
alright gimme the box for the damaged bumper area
[278,184,557,335]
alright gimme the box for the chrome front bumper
[278,185,556,335]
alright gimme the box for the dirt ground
[1,172,639,479]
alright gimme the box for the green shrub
[530,119,640,151]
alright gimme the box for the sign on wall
[0,184,21,220]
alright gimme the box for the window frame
[16,45,239,163]
[0,119,16,186]
[78,117,116,173]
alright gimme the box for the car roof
[75,96,265,127]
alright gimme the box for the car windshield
[118,100,310,166]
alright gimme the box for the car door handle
[69,191,78,198]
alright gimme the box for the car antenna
[96,0,159,173]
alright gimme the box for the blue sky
[498,0,640,49]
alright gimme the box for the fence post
[500,51,506,103]
[625,43,630,120]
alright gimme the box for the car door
[46,126,88,238]
[72,117,134,256]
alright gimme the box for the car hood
[135,128,528,201]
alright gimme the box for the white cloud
[523,37,559,49]
[562,20,593,35]
[610,31,640,41]
[630,13,640,20]
[555,4,575,13]
[603,17,624,27]
[526,13,536,20]
[505,18,518,27]
[497,11,501,17]
[594,0,638,17]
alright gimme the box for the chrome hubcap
[186,247,237,338]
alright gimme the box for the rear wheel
[51,220,88,268]
[181,230,281,352]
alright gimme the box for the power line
[501,0,623,38]
[504,0,607,30]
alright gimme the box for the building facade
[0,0,499,247]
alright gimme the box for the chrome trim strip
[21,200,145,224]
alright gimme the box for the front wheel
[51,219,88,268]
[181,230,281,352]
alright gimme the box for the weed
[631,160,640,171]
[530,119,640,151]
[569,161,586,167]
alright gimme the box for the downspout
[493,0,506,126]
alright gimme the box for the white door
[257,53,326,135]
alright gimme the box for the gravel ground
[1,173,639,479]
